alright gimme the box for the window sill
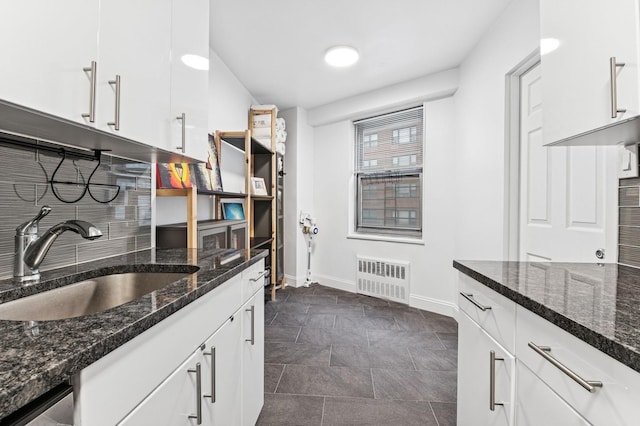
[346,233,425,245]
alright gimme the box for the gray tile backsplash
[619,177,640,267]
[0,139,152,279]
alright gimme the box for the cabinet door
[242,287,265,426]
[202,315,242,426]
[118,351,202,426]
[96,0,172,148]
[170,0,209,161]
[541,0,640,144]
[516,362,590,426]
[457,312,514,426]
[0,0,98,124]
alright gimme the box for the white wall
[310,96,458,316]
[156,49,256,225]
[454,0,540,259]
[280,107,315,287]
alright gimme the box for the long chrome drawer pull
[203,346,216,403]
[489,350,505,411]
[82,61,97,122]
[528,342,603,393]
[460,292,491,311]
[187,362,202,424]
[176,113,186,151]
[246,305,255,345]
[610,56,627,118]
[108,75,121,130]
[250,270,267,282]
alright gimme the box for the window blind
[354,106,423,235]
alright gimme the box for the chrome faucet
[14,206,103,281]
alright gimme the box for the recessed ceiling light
[181,54,209,71]
[324,46,359,67]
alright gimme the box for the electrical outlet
[618,143,639,179]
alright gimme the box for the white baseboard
[313,274,357,293]
[410,294,459,320]
[283,274,302,288]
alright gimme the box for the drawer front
[458,273,516,353]
[241,259,266,302]
[516,306,640,426]
[516,362,589,426]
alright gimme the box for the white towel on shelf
[276,142,286,155]
[276,117,286,132]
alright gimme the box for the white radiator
[356,256,410,304]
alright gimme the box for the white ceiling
[210,0,512,110]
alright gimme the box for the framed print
[156,163,192,189]
[250,177,268,196]
[221,199,245,220]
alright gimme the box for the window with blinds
[354,106,423,237]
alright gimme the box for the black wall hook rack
[0,134,121,204]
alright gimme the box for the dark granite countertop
[453,260,640,374]
[0,248,267,420]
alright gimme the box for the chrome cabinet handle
[489,350,505,411]
[528,342,603,393]
[108,75,121,130]
[203,346,216,403]
[176,113,186,151]
[250,270,267,282]
[81,61,97,123]
[460,292,492,311]
[187,363,202,424]
[610,57,627,118]
[246,305,255,345]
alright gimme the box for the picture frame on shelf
[207,133,224,191]
[221,199,245,220]
[156,163,192,189]
[250,177,268,196]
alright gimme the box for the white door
[519,63,617,262]
[118,351,201,426]
[540,0,640,145]
[96,0,172,147]
[457,312,514,426]
[202,314,242,426]
[0,0,99,124]
[242,288,265,426]
[170,0,210,162]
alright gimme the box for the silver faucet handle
[16,206,52,236]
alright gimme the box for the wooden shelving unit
[215,121,283,300]
[156,187,197,248]
[249,107,285,299]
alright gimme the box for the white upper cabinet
[0,0,99,125]
[95,0,172,148]
[170,0,210,162]
[541,0,640,145]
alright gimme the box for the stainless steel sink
[0,271,196,321]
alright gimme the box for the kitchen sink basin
[0,271,198,321]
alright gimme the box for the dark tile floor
[257,283,458,426]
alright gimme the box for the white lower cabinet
[118,351,201,426]
[242,290,265,426]
[74,260,264,426]
[516,362,589,426]
[458,311,515,426]
[458,271,640,426]
[202,315,243,426]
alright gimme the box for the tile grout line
[406,347,418,370]
[320,396,326,426]
[273,364,286,394]
[428,401,442,426]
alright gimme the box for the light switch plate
[618,143,639,179]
